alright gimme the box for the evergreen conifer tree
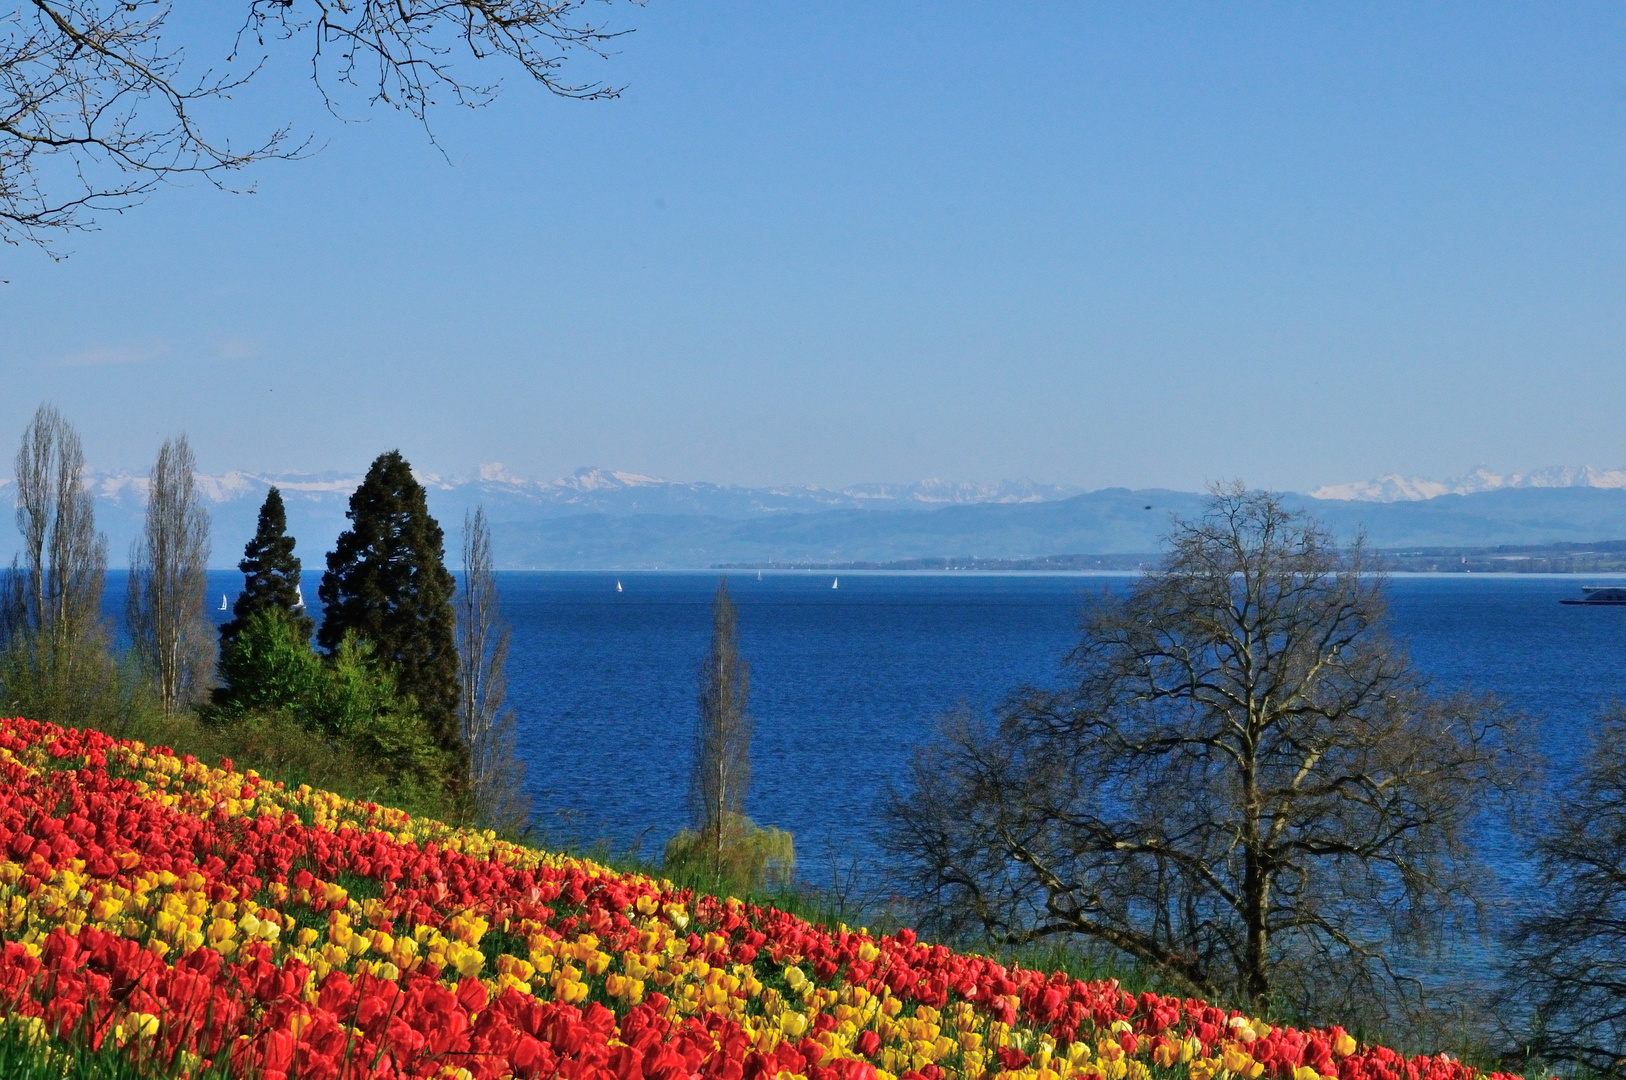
[318,451,464,780]
[221,487,313,649]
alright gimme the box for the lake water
[479,572,1626,859]
[177,570,1625,939]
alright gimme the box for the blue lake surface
[170,570,1626,927]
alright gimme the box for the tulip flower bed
[0,717,1530,1080]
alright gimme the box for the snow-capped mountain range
[66,466,1084,515]
[471,467,1083,511]
[6,464,1626,567]
[28,462,1625,514]
[0,467,1088,567]
[1309,466,1626,502]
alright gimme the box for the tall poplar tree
[220,487,313,649]
[127,434,213,716]
[0,404,115,724]
[692,578,752,875]
[319,451,463,779]
[458,505,528,830]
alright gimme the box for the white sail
[832,577,839,589]
[616,580,623,593]
[219,594,228,611]
[293,584,305,609]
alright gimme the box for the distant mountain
[13,465,1626,570]
[0,467,1086,568]
[466,467,1084,517]
[490,489,1207,569]
[1311,465,1626,502]
[489,487,1626,569]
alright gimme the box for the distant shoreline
[716,540,1626,574]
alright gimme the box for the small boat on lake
[1561,585,1626,605]
[219,594,228,611]
[615,580,623,593]
[832,577,839,589]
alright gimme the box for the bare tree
[1500,707,1626,1077]
[2,1,632,252]
[693,577,752,878]
[457,505,529,831]
[0,402,112,718]
[127,434,212,715]
[885,485,1523,1021]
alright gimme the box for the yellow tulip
[1221,1045,1264,1079]
[454,946,484,979]
[1189,1058,1221,1080]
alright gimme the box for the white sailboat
[219,594,228,611]
[616,580,623,593]
[293,584,305,609]
[757,571,762,582]
[831,577,839,590]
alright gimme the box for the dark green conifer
[318,451,464,779]
[221,487,313,649]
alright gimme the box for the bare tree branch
[127,433,213,715]
[1,0,632,251]
[0,402,115,721]
[1499,707,1626,1077]
[692,577,752,880]
[457,503,530,832]
[885,483,1528,1028]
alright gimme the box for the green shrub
[209,613,458,814]
[213,611,452,790]
[0,636,156,738]
[663,812,795,895]
[211,608,324,724]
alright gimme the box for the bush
[663,812,795,895]
[0,635,155,738]
[209,609,457,810]
[211,608,324,723]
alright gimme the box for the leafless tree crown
[457,504,529,832]
[885,485,1524,1021]
[2,401,107,659]
[2,1,631,250]
[1502,706,1626,1077]
[693,577,752,875]
[127,433,213,715]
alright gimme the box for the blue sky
[3,2,1625,492]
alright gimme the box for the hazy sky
[4,3,1625,492]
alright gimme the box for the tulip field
[0,716,1532,1080]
